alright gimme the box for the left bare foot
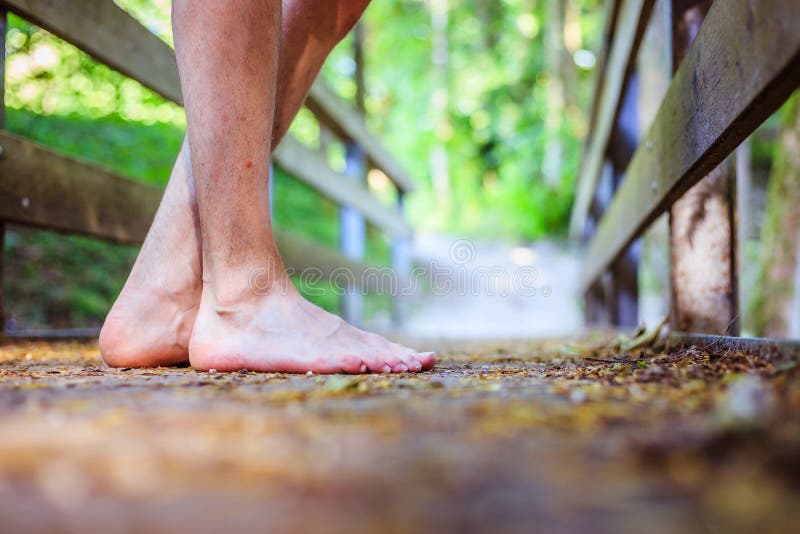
[189,278,435,374]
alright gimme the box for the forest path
[0,339,798,532]
[388,234,583,339]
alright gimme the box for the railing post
[391,192,410,326]
[668,0,739,335]
[607,71,641,327]
[340,143,367,326]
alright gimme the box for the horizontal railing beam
[0,131,380,289]
[0,0,182,104]
[2,0,415,195]
[581,0,800,292]
[273,137,412,238]
[0,131,162,243]
[569,0,655,238]
[305,82,416,193]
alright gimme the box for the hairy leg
[173,0,433,374]
[101,0,369,367]
[101,0,433,372]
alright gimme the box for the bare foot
[189,280,436,374]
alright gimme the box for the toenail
[382,364,392,374]
[208,368,218,374]
[359,364,367,373]
[306,370,314,376]
[399,364,408,372]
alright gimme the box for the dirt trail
[390,235,583,339]
[0,338,798,533]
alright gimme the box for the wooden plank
[339,142,367,325]
[274,230,381,292]
[0,132,379,289]
[306,82,416,193]
[0,0,182,104]
[581,0,800,292]
[668,0,738,336]
[0,131,163,244]
[569,0,655,238]
[666,332,800,359]
[273,136,411,238]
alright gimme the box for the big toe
[415,351,436,370]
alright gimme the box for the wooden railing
[0,0,415,335]
[572,0,800,341]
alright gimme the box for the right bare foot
[189,279,435,374]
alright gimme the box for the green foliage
[323,0,604,239]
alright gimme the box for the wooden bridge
[0,0,413,335]
[0,0,799,532]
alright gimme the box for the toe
[363,355,391,374]
[416,351,436,370]
[407,358,423,372]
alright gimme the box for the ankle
[203,270,297,310]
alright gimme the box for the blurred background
[3,0,798,339]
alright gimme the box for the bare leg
[100,1,370,367]
[101,0,433,372]
[174,0,433,374]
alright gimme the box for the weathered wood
[0,131,163,244]
[0,132,378,289]
[583,0,623,152]
[276,230,380,292]
[0,0,182,104]
[668,0,738,335]
[306,82,416,193]
[749,98,800,337]
[569,0,655,238]
[273,136,411,238]
[339,142,367,325]
[581,0,800,292]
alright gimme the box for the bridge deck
[0,338,798,532]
